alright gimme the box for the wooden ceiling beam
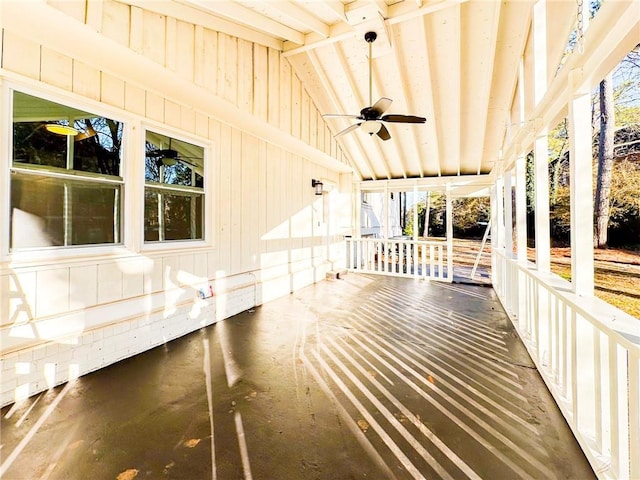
[251,1,330,38]
[115,0,283,50]
[283,0,469,58]
[178,0,305,44]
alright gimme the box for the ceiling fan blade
[371,97,392,116]
[381,114,426,124]
[323,113,361,119]
[335,123,362,137]
[376,124,391,141]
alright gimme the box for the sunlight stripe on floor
[311,349,430,480]
[340,320,541,437]
[329,336,483,480]
[341,328,553,478]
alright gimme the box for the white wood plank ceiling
[141,0,578,182]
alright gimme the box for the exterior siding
[0,1,352,406]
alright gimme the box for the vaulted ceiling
[123,0,580,182]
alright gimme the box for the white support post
[495,175,505,251]
[504,171,514,256]
[355,183,362,238]
[534,132,551,272]
[413,186,418,241]
[383,183,389,239]
[490,184,498,288]
[445,183,453,281]
[533,0,550,273]
[568,71,594,296]
[515,152,527,262]
[515,151,528,321]
[533,0,548,107]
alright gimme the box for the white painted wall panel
[268,48,280,127]
[238,39,253,113]
[72,61,101,101]
[164,99,181,129]
[101,73,126,109]
[146,92,165,122]
[40,47,73,91]
[36,269,70,318]
[176,20,195,81]
[197,28,218,92]
[97,263,122,304]
[254,44,268,121]
[280,60,292,135]
[230,129,243,274]
[69,265,98,310]
[144,259,164,294]
[142,10,166,66]
[2,32,40,79]
[125,83,146,116]
[122,260,144,299]
[101,0,130,47]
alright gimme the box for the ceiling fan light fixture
[361,120,382,135]
[45,123,78,136]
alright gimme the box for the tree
[594,73,615,247]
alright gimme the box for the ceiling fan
[147,140,202,171]
[323,31,426,141]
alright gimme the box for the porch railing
[494,249,639,480]
[345,237,452,282]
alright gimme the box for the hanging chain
[576,0,585,54]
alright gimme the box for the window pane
[145,131,204,187]
[164,192,203,240]
[144,130,205,243]
[72,117,123,177]
[13,121,67,169]
[144,188,203,242]
[144,190,160,242]
[10,173,121,250]
[13,91,123,178]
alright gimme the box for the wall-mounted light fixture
[311,179,323,195]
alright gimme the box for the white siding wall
[0,1,353,406]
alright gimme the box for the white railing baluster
[345,237,453,282]
[492,249,639,480]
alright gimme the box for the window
[144,131,204,242]
[10,91,124,250]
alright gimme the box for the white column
[490,184,498,287]
[515,152,528,262]
[515,152,528,320]
[495,175,505,250]
[568,71,594,296]
[445,183,453,281]
[534,132,551,272]
[413,186,418,241]
[355,183,362,238]
[533,0,550,272]
[533,0,548,105]
[383,184,389,239]
[504,171,513,255]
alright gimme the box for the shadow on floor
[0,274,594,479]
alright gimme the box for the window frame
[140,126,211,251]
[2,84,131,261]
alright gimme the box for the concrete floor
[1,274,595,479]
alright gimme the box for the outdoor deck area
[0,274,594,479]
